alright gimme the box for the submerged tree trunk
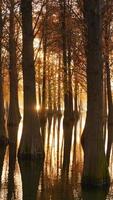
[18,0,44,159]
[81,0,110,187]
[0,1,8,143]
[8,0,21,125]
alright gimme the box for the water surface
[0,114,113,200]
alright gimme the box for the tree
[8,0,21,125]
[18,0,44,159]
[103,0,113,165]
[0,0,8,143]
[59,0,74,119]
[81,0,110,187]
[42,0,48,110]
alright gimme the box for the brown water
[0,114,113,200]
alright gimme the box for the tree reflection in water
[7,125,19,200]
[81,187,109,200]
[0,145,6,189]
[0,114,112,199]
[18,159,44,200]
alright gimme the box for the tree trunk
[42,4,48,110]
[106,55,113,164]
[103,77,107,145]
[67,16,74,118]
[0,1,8,143]
[58,54,61,111]
[104,8,113,164]
[81,0,110,187]
[59,0,74,120]
[8,0,21,125]
[18,0,44,159]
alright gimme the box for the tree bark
[42,1,48,110]
[81,0,110,187]
[59,0,74,119]
[106,57,113,164]
[18,0,44,159]
[8,0,21,125]
[104,3,113,164]
[0,0,8,143]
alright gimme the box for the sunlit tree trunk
[0,0,8,143]
[81,0,110,186]
[18,0,44,159]
[8,0,21,125]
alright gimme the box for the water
[0,114,113,200]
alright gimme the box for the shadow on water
[81,187,109,200]
[18,159,44,200]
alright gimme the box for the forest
[0,0,113,199]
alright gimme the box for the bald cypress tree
[18,0,44,159]
[0,0,8,143]
[81,0,110,187]
[8,0,21,125]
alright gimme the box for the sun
[36,104,40,111]
[33,38,40,48]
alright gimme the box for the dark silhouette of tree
[81,0,110,187]
[103,0,113,165]
[59,0,74,119]
[0,0,8,143]
[8,0,21,125]
[18,0,44,159]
